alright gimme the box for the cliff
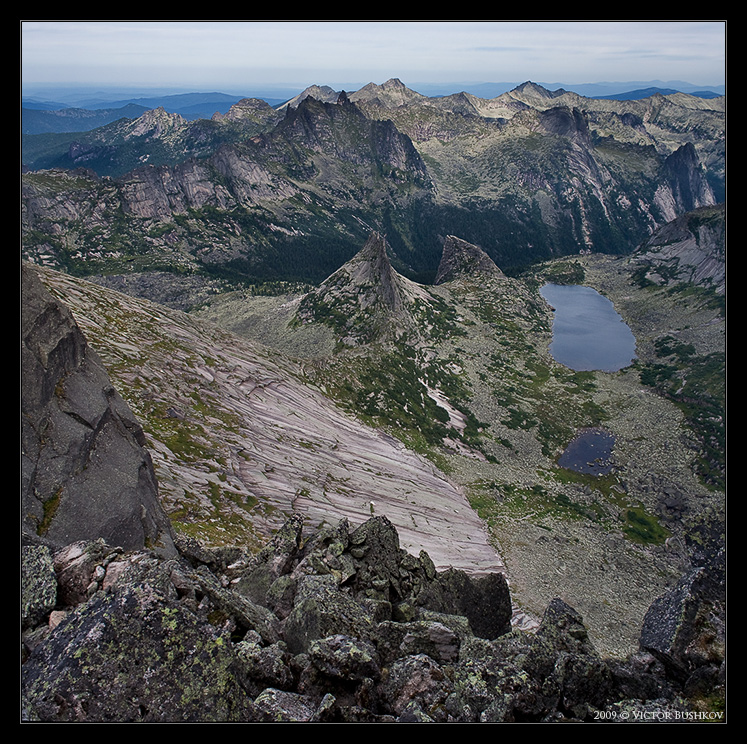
[630,203,725,293]
[21,264,176,556]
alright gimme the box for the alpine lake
[540,283,637,476]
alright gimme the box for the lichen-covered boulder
[307,634,381,682]
[446,599,613,722]
[378,653,452,721]
[251,688,319,722]
[282,574,376,655]
[21,567,253,722]
[235,631,294,697]
[21,544,57,631]
[374,619,462,665]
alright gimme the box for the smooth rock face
[434,235,503,285]
[21,264,176,555]
[30,264,505,575]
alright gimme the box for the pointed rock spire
[342,231,404,311]
[296,232,425,345]
[434,235,503,285]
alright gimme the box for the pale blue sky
[21,21,726,92]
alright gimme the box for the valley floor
[481,254,723,656]
[193,252,724,658]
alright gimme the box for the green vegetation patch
[622,506,670,545]
[540,260,586,285]
[637,334,725,489]
[491,354,609,457]
[323,341,490,463]
[468,480,601,528]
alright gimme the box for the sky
[21,21,726,96]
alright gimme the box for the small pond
[540,283,637,372]
[558,427,616,476]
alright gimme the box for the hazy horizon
[22,21,726,98]
[22,77,725,109]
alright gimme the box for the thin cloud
[21,21,725,89]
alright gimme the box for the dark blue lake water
[558,427,615,475]
[540,283,637,372]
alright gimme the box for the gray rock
[21,544,57,630]
[22,571,253,722]
[307,634,381,682]
[21,264,176,556]
[375,619,463,665]
[639,549,725,688]
[252,688,318,722]
[235,634,294,696]
[53,539,123,607]
[416,567,512,640]
[282,574,376,655]
[20,514,724,723]
[378,653,452,721]
[192,564,281,645]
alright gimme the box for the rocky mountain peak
[343,231,403,307]
[536,106,591,143]
[213,97,280,124]
[127,106,186,138]
[350,78,426,107]
[280,84,340,109]
[434,235,504,285]
[296,231,429,345]
[510,81,558,99]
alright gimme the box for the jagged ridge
[22,79,724,285]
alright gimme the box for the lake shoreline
[540,283,637,373]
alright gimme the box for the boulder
[282,574,376,655]
[21,515,725,723]
[639,548,725,693]
[21,557,253,722]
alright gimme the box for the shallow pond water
[558,427,616,476]
[540,283,637,372]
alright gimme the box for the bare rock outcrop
[630,203,725,293]
[21,264,176,556]
[434,234,504,285]
[22,514,724,722]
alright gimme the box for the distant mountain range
[22,80,724,134]
[21,92,253,134]
[22,78,724,288]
